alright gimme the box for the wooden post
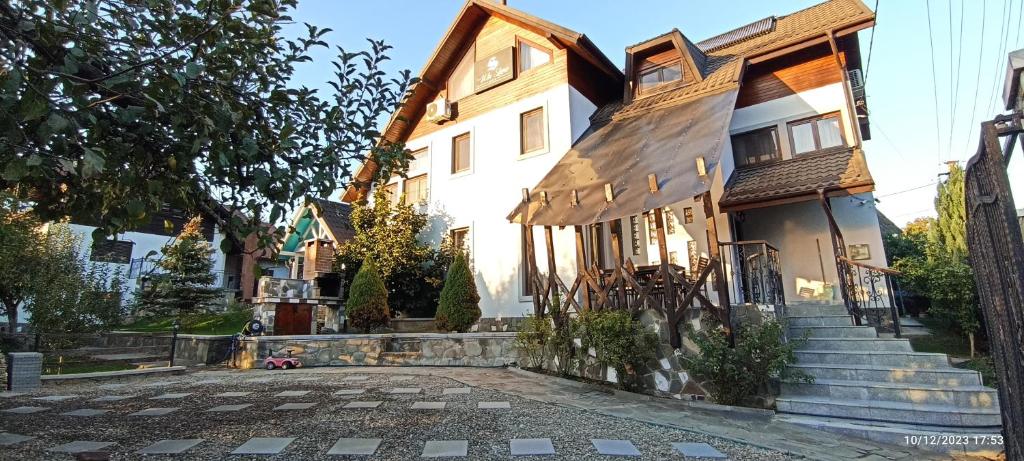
[653,208,679,347]
[543,226,558,319]
[574,225,592,311]
[522,189,542,317]
[701,192,733,345]
[609,219,627,309]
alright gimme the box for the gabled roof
[312,199,355,242]
[719,148,874,211]
[341,0,622,203]
[280,199,354,254]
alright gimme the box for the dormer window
[518,38,552,73]
[638,61,683,94]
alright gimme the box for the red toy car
[264,353,302,370]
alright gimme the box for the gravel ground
[0,369,795,460]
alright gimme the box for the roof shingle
[719,148,874,209]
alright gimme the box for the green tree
[929,163,968,259]
[0,195,41,328]
[25,223,126,333]
[435,252,481,332]
[137,216,221,314]
[346,258,389,333]
[0,0,413,246]
[335,186,455,317]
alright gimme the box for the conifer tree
[346,258,390,333]
[138,216,220,313]
[435,252,481,332]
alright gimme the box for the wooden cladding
[737,44,846,108]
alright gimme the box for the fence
[838,257,903,337]
[719,240,785,323]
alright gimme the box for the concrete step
[781,379,999,408]
[786,304,849,317]
[776,396,1003,427]
[794,350,952,368]
[796,338,912,351]
[776,414,1003,457]
[788,363,984,386]
[788,326,878,339]
[785,315,853,327]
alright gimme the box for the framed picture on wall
[849,244,871,260]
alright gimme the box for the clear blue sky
[284,0,1024,227]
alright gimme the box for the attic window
[518,38,551,73]
[447,44,476,102]
[638,60,682,94]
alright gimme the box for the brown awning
[508,88,738,226]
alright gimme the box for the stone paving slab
[341,375,369,381]
[214,391,252,397]
[0,392,24,398]
[33,395,78,402]
[326,437,382,455]
[411,401,446,410]
[207,404,252,412]
[343,401,383,409]
[478,401,511,409]
[275,390,311,397]
[48,441,115,453]
[130,407,179,416]
[442,387,471,395]
[2,406,49,414]
[231,437,295,455]
[295,377,320,382]
[92,395,133,402]
[142,380,181,387]
[333,389,366,396]
[387,387,422,394]
[150,392,191,399]
[191,379,223,385]
[592,439,641,457]
[422,440,468,458]
[510,438,556,456]
[274,402,316,411]
[672,442,728,459]
[389,375,414,381]
[61,408,109,417]
[245,378,273,384]
[138,439,204,454]
[0,433,35,446]
[98,383,128,390]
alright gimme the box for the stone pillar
[6,352,42,391]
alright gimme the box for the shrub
[515,315,552,369]
[346,258,390,333]
[578,310,658,391]
[685,319,808,406]
[434,253,481,332]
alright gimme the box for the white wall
[730,82,855,158]
[376,84,597,318]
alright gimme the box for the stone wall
[233,333,523,369]
[1,353,7,390]
[173,334,234,366]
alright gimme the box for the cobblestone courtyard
[0,367,947,460]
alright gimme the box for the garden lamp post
[169,319,181,367]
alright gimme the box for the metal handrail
[838,256,904,337]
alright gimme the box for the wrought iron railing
[839,256,904,337]
[719,240,786,321]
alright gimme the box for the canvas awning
[507,88,738,226]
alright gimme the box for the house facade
[345,0,884,321]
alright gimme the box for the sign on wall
[848,243,871,260]
[474,47,514,93]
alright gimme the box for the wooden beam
[648,174,659,193]
[543,226,558,319]
[701,192,733,345]
[653,208,678,345]
[522,188,542,316]
[609,219,627,309]
[571,189,579,207]
[604,183,614,202]
[696,157,707,177]
[574,225,592,310]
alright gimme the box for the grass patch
[119,309,251,335]
[957,356,998,388]
[907,332,971,357]
[43,361,137,375]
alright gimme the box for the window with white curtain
[787,112,845,155]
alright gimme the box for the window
[518,38,551,73]
[647,212,657,242]
[404,174,428,203]
[664,208,676,234]
[452,133,471,174]
[520,107,545,155]
[683,207,694,224]
[447,44,475,102]
[90,240,133,264]
[687,240,698,271]
[732,126,781,167]
[788,112,845,155]
[451,227,469,254]
[669,251,679,265]
[381,183,399,205]
[638,61,682,94]
[409,148,428,172]
[629,216,641,256]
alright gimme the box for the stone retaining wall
[173,334,234,366]
[233,333,523,370]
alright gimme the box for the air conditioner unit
[847,69,865,99]
[425,97,451,123]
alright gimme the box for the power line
[983,0,1013,118]
[864,0,880,83]
[876,181,940,198]
[947,0,964,158]
[961,0,987,158]
[925,0,943,163]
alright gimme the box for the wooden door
[274,304,312,335]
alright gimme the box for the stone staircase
[776,304,1003,455]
